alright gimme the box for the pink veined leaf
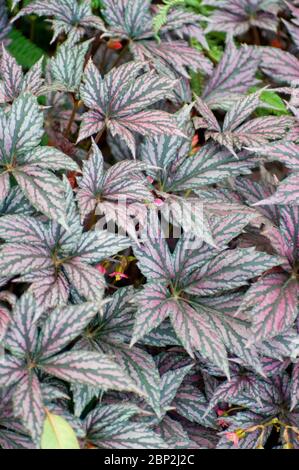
[159,365,194,414]
[0,46,45,103]
[0,243,52,278]
[197,92,293,155]
[13,0,106,44]
[95,200,148,243]
[0,45,23,103]
[39,351,142,395]
[131,41,213,79]
[170,300,229,376]
[205,0,279,36]
[260,357,290,377]
[0,173,10,203]
[0,305,10,342]
[0,93,43,161]
[131,283,173,345]
[133,218,174,282]
[63,258,106,302]
[261,47,299,85]
[257,329,299,362]
[245,273,299,343]
[20,147,78,172]
[13,372,45,445]
[101,0,153,40]
[254,173,299,206]
[0,1,11,44]
[78,286,162,415]
[14,167,69,229]
[169,143,257,192]
[139,104,193,179]
[0,355,26,388]
[0,215,46,246]
[290,363,299,410]
[0,94,74,225]
[185,248,280,296]
[202,38,260,110]
[154,415,191,448]
[49,40,92,93]
[173,383,216,428]
[222,91,261,132]
[28,270,70,310]
[282,2,299,50]
[75,230,131,263]
[160,7,209,49]
[194,96,221,131]
[78,60,185,157]
[204,373,261,416]
[84,404,167,449]
[102,344,163,418]
[4,293,42,357]
[21,57,45,97]
[40,302,98,359]
[279,206,299,259]
[246,141,299,171]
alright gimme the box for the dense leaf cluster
[0,0,298,449]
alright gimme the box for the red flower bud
[107,39,123,50]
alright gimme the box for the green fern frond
[153,0,185,37]
[7,28,46,69]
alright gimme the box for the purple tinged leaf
[0,215,46,245]
[131,283,172,344]
[76,141,152,220]
[14,167,69,228]
[79,60,186,156]
[186,248,280,296]
[133,224,174,282]
[132,40,213,79]
[222,92,260,131]
[261,47,299,85]
[13,372,45,445]
[0,45,23,103]
[63,259,105,302]
[161,7,209,49]
[40,302,98,359]
[0,355,25,387]
[20,147,79,172]
[0,93,43,162]
[29,271,70,310]
[194,96,221,131]
[255,173,299,205]
[106,345,163,417]
[0,305,10,342]
[246,274,299,343]
[174,383,216,428]
[0,173,10,202]
[247,142,299,171]
[49,40,91,93]
[14,0,105,44]
[290,363,299,410]
[5,292,42,357]
[84,404,167,449]
[76,230,131,263]
[170,144,256,192]
[160,365,194,413]
[102,0,153,40]
[283,1,299,50]
[202,39,260,109]
[0,243,52,278]
[170,301,229,375]
[40,351,143,395]
[205,0,279,36]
